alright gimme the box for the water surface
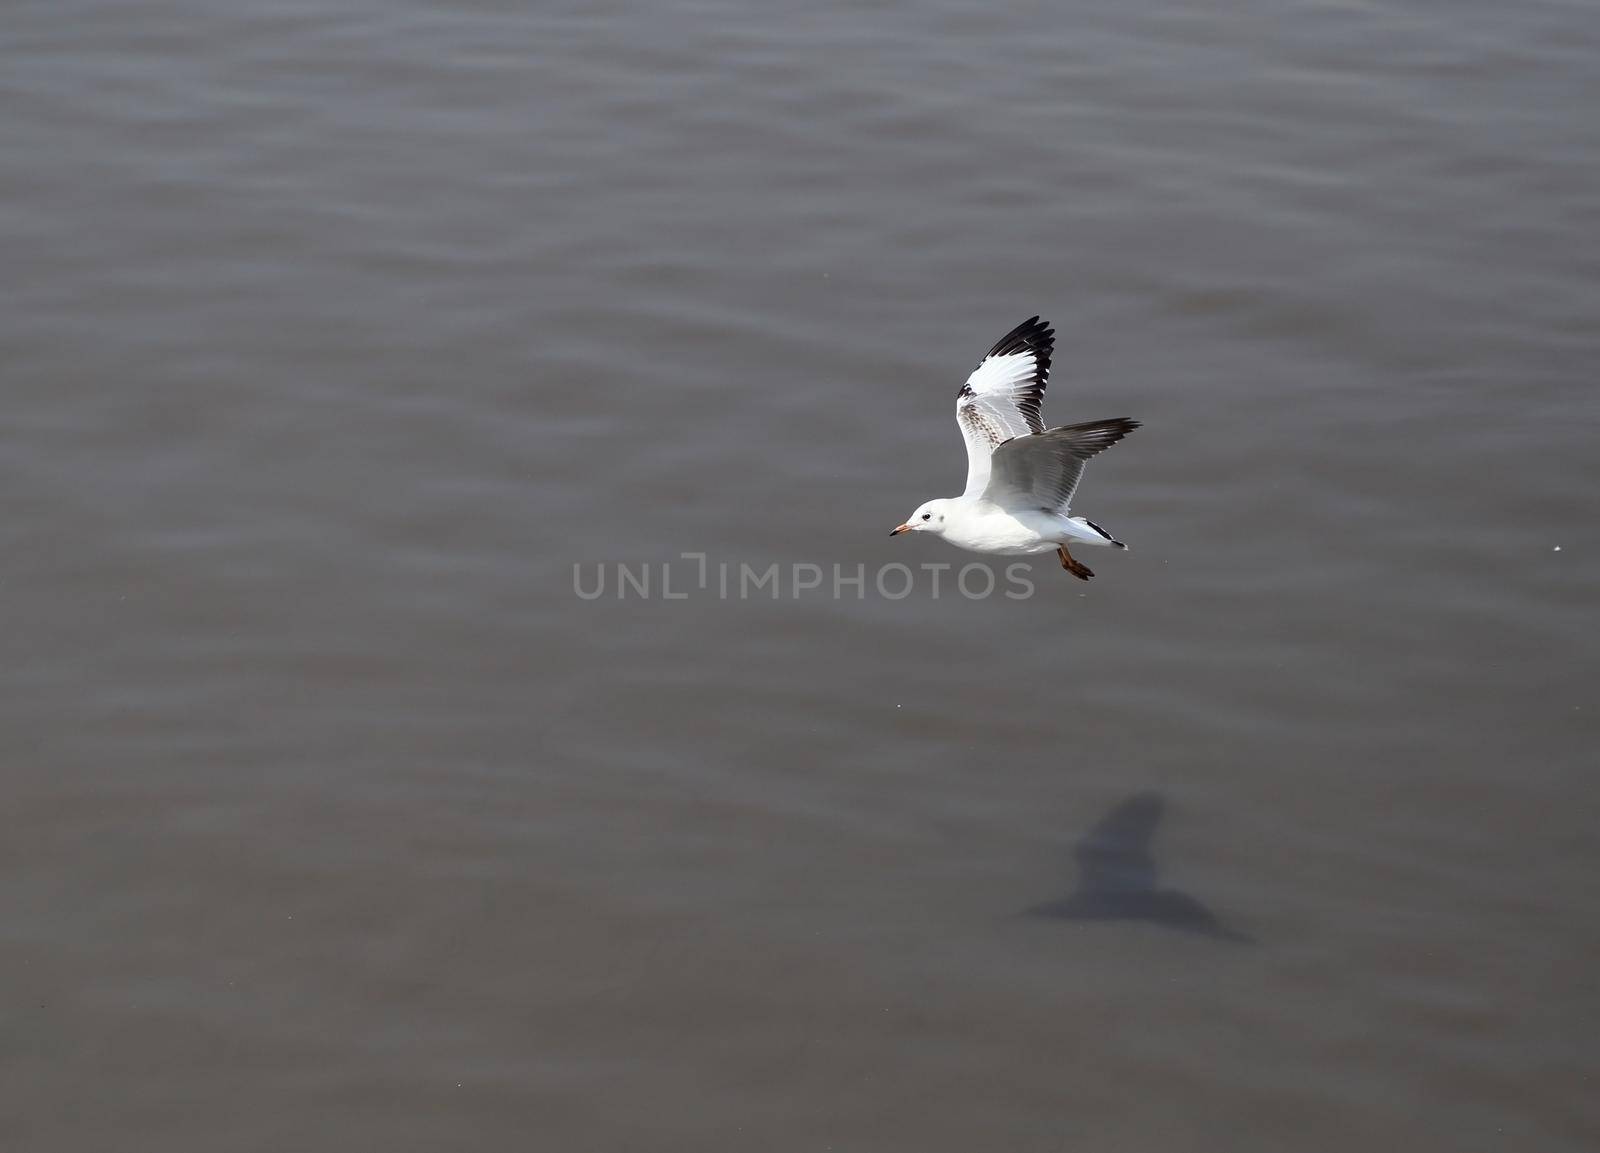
[3,1,1597,1148]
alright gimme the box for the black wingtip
[1040,417,1141,457]
[985,316,1055,362]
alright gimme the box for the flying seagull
[889,317,1139,580]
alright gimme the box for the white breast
[942,501,1059,555]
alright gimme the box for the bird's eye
[921,512,931,521]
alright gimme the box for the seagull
[889,317,1139,581]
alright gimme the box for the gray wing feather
[982,417,1140,511]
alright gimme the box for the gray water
[4,1,1598,1149]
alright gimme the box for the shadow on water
[1028,792,1252,943]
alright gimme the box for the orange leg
[1057,545,1094,581]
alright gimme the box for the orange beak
[889,523,911,536]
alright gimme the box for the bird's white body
[936,501,1119,556]
[889,316,1138,580]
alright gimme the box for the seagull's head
[890,499,950,537]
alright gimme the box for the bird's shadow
[1026,792,1252,944]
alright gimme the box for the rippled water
[4,1,1597,1148]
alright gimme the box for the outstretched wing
[956,317,1053,497]
[981,417,1139,512]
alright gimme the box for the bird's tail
[1076,517,1127,549]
